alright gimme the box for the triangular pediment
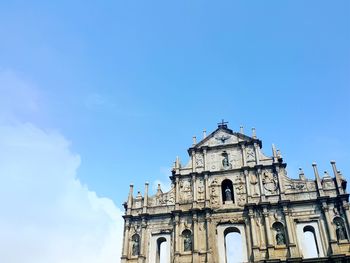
[194,126,254,149]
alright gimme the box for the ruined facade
[121,122,350,262]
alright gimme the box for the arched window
[131,234,140,256]
[333,217,348,241]
[156,237,167,263]
[182,229,192,252]
[272,222,286,245]
[221,179,234,204]
[224,227,243,263]
[302,226,319,258]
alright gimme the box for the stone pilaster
[192,174,197,208]
[249,207,260,260]
[121,218,131,262]
[138,218,147,263]
[192,212,199,262]
[175,177,180,210]
[241,143,247,166]
[322,201,337,254]
[343,201,350,231]
[204,173,210,207]
[254,142,260,165]
[174,213,180,262]
[263,207,273,257]
[282,205,299,257]
[142,182,149,214]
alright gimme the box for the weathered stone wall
[121,124,350,262]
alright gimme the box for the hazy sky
[0,1,349,262]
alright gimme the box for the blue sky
[0,1,349,261]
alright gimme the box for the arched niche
[131,234,140,256]
[182,229,192,252]
[272,222,286,245]
[221,179,234,204]
[333,216,348,241]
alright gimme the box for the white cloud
[0,122,124,263]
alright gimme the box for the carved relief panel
[234,175,247,207]
[249,171,260,196]
[180,179,193,203]
[262,170,279,195]
[209,178,220,208]
[197,179,205,202]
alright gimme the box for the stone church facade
[121,122,350,262]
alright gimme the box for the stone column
[321,202,337,253]
[249,209,259,247]
[192,174,197,208]
[282,206,299,257]
[331,161,344,194]
[257,168,266,202]
[205,211,212,263]
[142,182,149,214]
[193,212,199,262]
[203,148,207,171]
[139,218,147,263]
[275,166,285,199]
[121,219,130,262]
[322,202,337,241]
[174,213,180,262]
[241,143,247,166]
[175,177,180,210]
[191,150,196,172]
[262,206,275,258]
[343,201,350,230]
[249,207,259,260]
[244,169,251,200]
[312,163,324,196]
[127,184,134,215]
[204,174,210,207]
[254,142,260,165]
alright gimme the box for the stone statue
[132,235,140,256]
[184,232,192,251]
[222,155,230,168]
[336,220,347,241]
[276,227,286,245]
[225,186,232,201]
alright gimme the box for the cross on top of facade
[217,119,228,128]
